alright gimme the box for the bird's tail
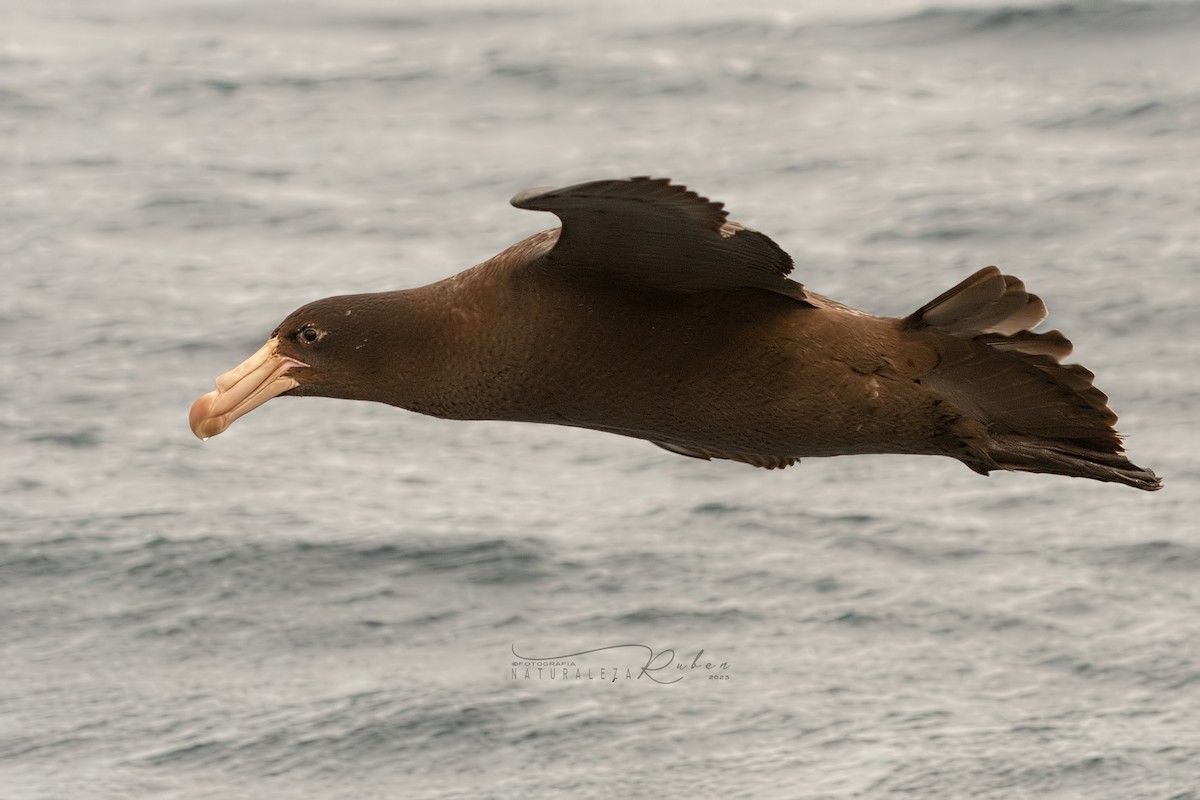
[905,266,1161,491]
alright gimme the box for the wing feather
[512,177,812,304]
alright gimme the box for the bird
[189,176,1160,491]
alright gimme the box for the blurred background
[2,1,1197,798]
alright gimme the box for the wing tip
[510,184,558,209]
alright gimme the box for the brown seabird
[189,177,1161,490]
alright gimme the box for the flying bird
[189,177,1160,490]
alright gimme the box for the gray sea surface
[2,0,1199,798]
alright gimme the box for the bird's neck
[369,259,557,422]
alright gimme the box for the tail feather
[975,329,1073,360]
[907,266,1161,491]
[910,267,1048,336]
[984,434,1162,492]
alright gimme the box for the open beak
[189,338,308,439]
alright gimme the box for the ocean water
[2,0,1198,797]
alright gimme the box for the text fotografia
[511,644,731,685]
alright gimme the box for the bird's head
[188,294,397,439]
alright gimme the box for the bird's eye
[298,326,322,344]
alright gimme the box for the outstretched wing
[511,177,812,304]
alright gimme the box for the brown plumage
[189,177,1161,491]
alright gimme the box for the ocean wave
[625,2,1200,47]
[150,69,442,100]
[1085,539,1200,571]
[129,190,362,236]
[148,535,549,592]
[132,688,529,778]
[0,87,48,113]
[600,604,762,625]
[0,533,557,613]
[24,429,102,449]
[878,1,1200,40]
[147,3,559,33]
[1031,94,1200,135]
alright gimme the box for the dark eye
[297,326,322,344]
